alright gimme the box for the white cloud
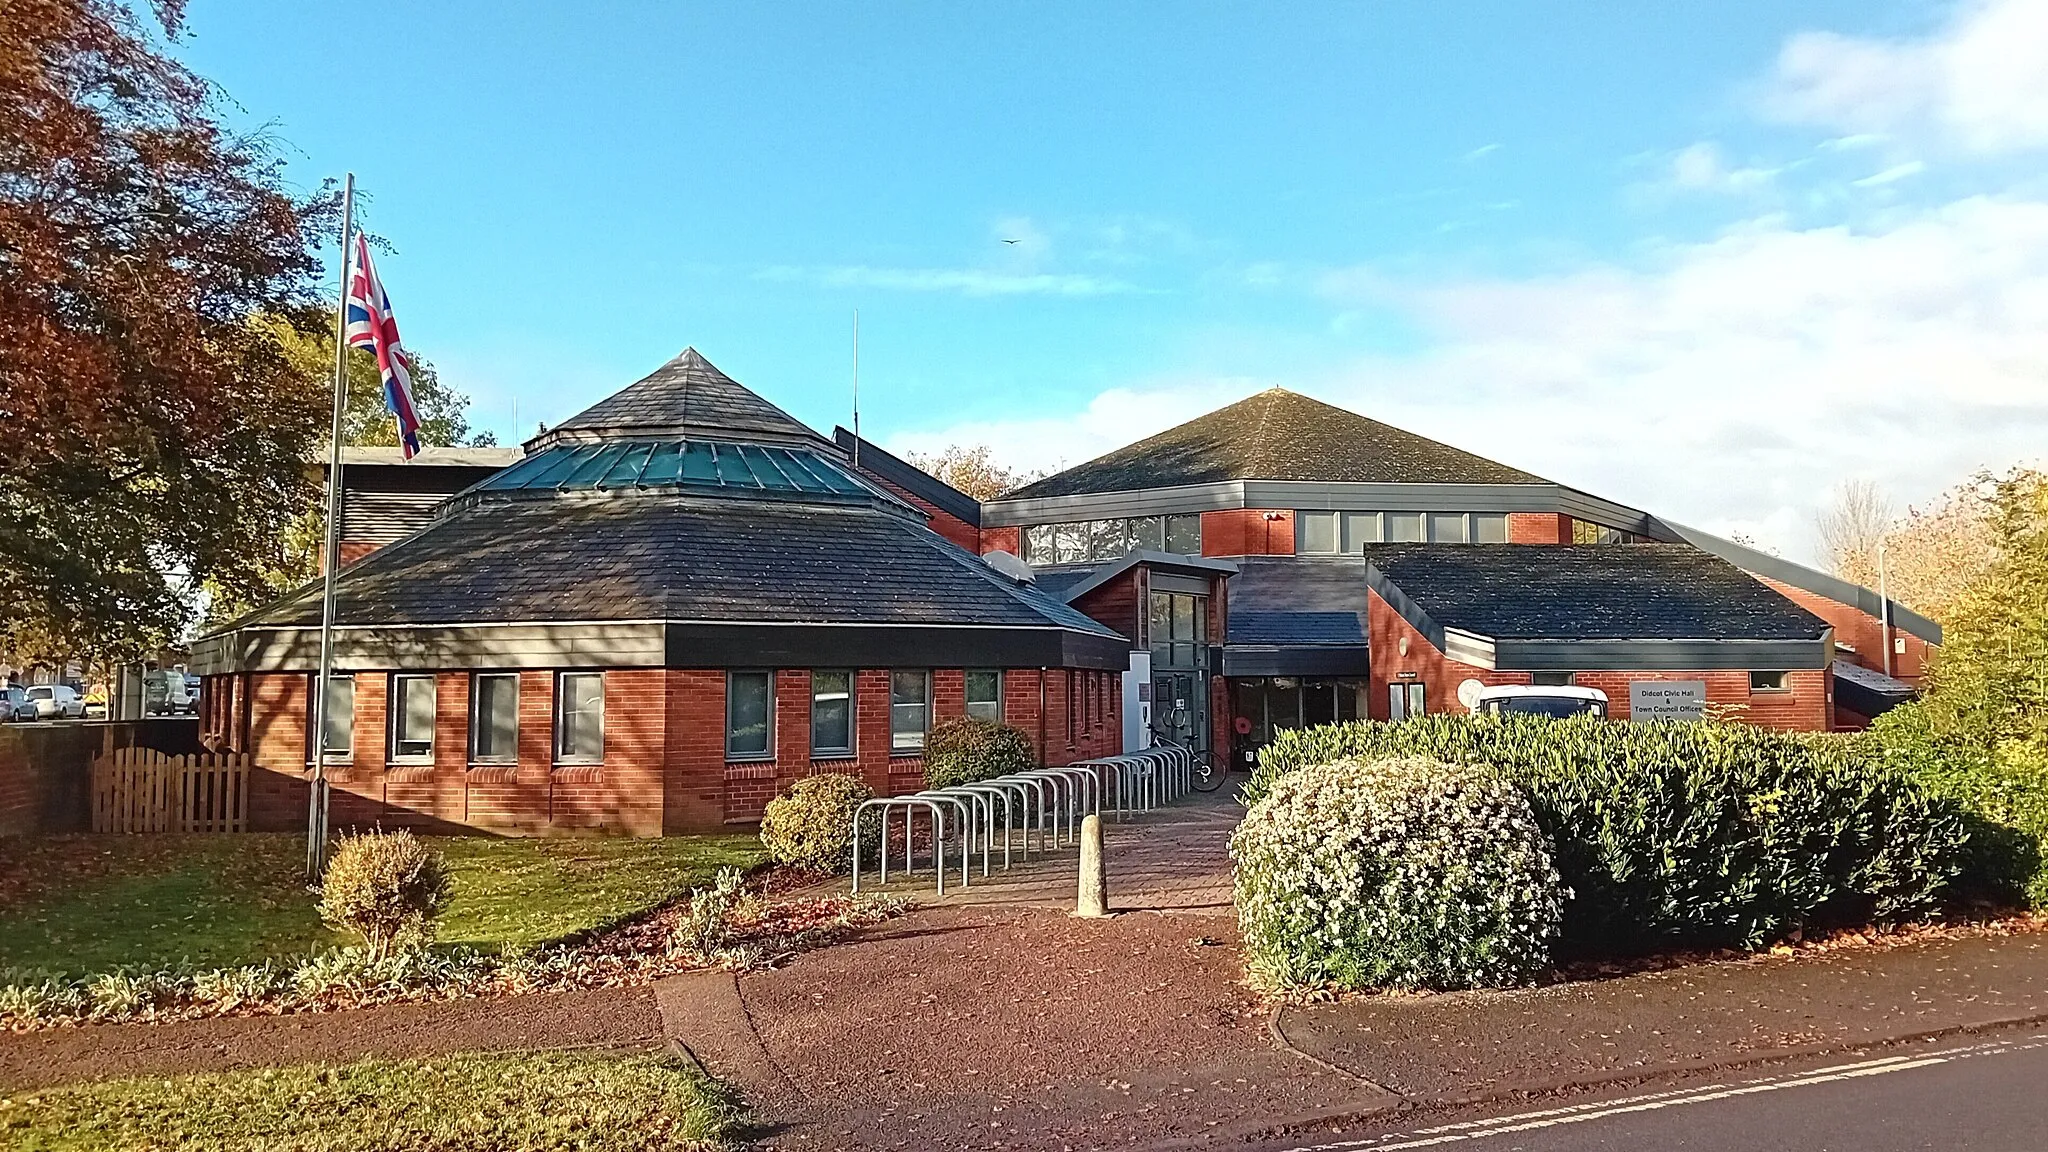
[1663,142,1777,194]
[1461,143,1503,162]
[1854,160,1928,186]
[903,196,2048,560]
[756,264,1134,297]
[1760,0,2048,153]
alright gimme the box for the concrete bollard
[1076,812,1109,917]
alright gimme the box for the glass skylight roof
[479,440,872,498]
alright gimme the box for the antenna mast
[851,310,860,470]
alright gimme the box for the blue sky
[178,1,2048,559]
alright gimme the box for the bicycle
[1150,717,1231,793]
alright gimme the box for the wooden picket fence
[90,748,251,834]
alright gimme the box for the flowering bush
[1233,756,1565,992]
[760,773,876,873]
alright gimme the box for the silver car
[0,686,28,723]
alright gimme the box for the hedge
[1234,757,1565,992]
[759,774,876,874]
[1242,715,1969,954]
[1864,700,2048,906]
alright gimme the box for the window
[1428,512,1468,544]
[389,674,436,762]
[471,673,519,764]
[890,670,930,752]
[966,670,1002,723]
[1532,671,1577,687]
[1022,514,1205,564]
[1473,514,1509,544]
[1342,511,1383,551]
[1386,512,1425,542]
[726,671,773,759]
[1297,510,1339,554]
[313,674,354,761]
[1750,670,1789,692]
[1388,681,1426,720]
[556,672,604,763]
[810,670,853,756]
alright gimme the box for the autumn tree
[905,444,1045,501]
[1818,476,2000,625]
[0,0,339,663]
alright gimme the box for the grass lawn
[0,1050,745,1151]
[0,832,764,976]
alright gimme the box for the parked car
[21,683,86,720]
[0,686,29,723]
[182,673,202,714]
[1470,684,1610,719]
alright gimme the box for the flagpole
[308,173,354,881]
[851,309,860,470]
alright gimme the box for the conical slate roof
[531,348,823,449]
[1006,387,1547,499]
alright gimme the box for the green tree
[1922,468,2048,760]
[257,313,495,451]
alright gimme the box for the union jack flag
[344,233,423,459]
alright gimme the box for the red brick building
[203,364,1938,836]
[195,351,1127,835]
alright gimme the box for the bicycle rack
[852,795,951,895]
[846,739,1179,894]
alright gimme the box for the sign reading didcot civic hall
[1630,680,1706,722]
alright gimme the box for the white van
[22,683,86,720]
[1470,684,1609,719]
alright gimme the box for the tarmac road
[1267,1028,2048,1152]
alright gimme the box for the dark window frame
[890,669,932,754]
[308,673,355,765]
[388,673,437,764]
[725,670,775,761]
[965,669,1003,724]
[1749,670,1790,693]
[810,669,855,757]
[469,672,520,766]
[1531,671,1577,687]
[554,671,605,766]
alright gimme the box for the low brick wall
[0,720,202,836]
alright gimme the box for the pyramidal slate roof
[1006,387,1547,499]
[532,348,823,449]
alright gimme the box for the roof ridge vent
[982,549,1036,584]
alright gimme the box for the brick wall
[979,526,1022,557]
[1509,513,1572,544]
[1759,576,1930,685]
[240,662,1123,835]
[861,474,982,553]
[1365,590,1831,731]
[1202,509,1294,557]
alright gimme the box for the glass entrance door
[1152,670,1209,756]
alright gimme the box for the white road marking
[1286,1034,2048,1151]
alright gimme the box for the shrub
[760,773,875,873]
[1243,715,1969,953]
[318,830,452,961]
[1869,700,2048,905]
[924,717,1036,790]
[1234,757,1564,992]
